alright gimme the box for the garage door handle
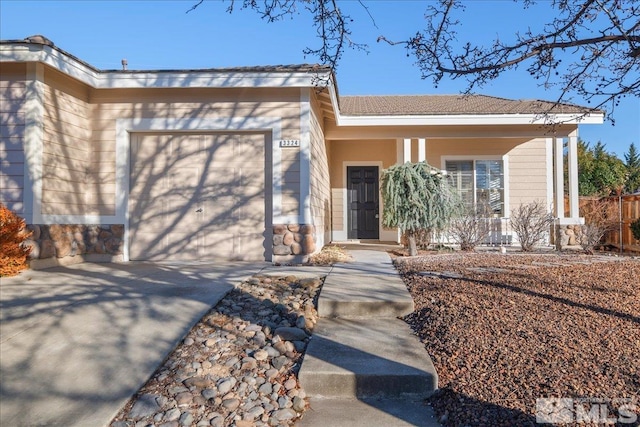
[195,208,203,213]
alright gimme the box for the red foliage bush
[0,203,32,277]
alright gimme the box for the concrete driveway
[0,261,266,427]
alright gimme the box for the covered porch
[325,130,583,248]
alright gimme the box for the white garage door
[128,132,268,261]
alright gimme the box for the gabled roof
[0,35,332,75]
[1,35,604,125]
[339,94,597,116]
[0,35,332,89]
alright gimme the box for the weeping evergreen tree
[381,162,462,256]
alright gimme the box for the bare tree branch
[386,0,640,120]
[190,0,639,120]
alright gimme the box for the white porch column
[403,138,412,163]
[554,137,565,218]
[418,138,426,162]
[567,132,579,219]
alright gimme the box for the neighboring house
[0,36,603,265]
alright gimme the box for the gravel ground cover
[395,253,640,427]
[110,274,323,427]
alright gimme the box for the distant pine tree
[624,143,640,194]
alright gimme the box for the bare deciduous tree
[188,0,368,71]
[448,202,492,251]
[191,0,639,121]
[382,0,639,121]
[579,198,619,254]
[510,201,555,251]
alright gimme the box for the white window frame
[441,155,510,218]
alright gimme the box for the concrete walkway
[0,261,266,427]
[297,250,441,427]
[1,249,440,427]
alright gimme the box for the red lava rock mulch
[395,253,640,427]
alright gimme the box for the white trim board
[23,63,44,224]
[0,44,331,89]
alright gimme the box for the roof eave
[334,112,605,126]
[0,41,331,89]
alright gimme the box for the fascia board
[0,44,326,89]
[97,72,319,88]
[335,112,604,126]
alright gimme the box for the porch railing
[435,217,516,247]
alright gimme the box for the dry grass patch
[307,245,352,265]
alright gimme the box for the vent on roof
[24,35,54,47]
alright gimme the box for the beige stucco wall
[42,67,92,215]
[309,94,331,247]
[0,63,27,214]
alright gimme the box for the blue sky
[1,0,638,158]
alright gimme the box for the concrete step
[299,317,437,399]
[317,269,414,318]
[295,397,441,427]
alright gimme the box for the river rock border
[23,224,124,262]
[272,224,316,263]
[110,274,323,427]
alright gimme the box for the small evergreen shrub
[0,203,32,277]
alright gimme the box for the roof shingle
[339,94,597,116]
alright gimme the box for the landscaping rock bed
[110,274,323,427]
[396,253,640,427]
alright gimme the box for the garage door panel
[130,201,168,229]
[201,167,239,190]
[135,231,207,261]
[131,232,170,260]
[201,196,239,225]
[240,169,266,189]
[236,233,266,261]
[131,135,171,164]
[129,132,267,261]
[201,232,265,261]
[234,137,264,157]
[168,167,201,194]
[202,232,234,257]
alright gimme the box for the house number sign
[279,140,300,148]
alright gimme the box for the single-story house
[0,35,603,266]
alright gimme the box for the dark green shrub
[631,218,640,242]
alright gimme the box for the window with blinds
[446,160,504,216]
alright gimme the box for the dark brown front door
[347,166,379,239]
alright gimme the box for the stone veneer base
[272,224,318,263]
[24,224,124,264]
[555,223,584,250]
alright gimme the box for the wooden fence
[566,194,640,251]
